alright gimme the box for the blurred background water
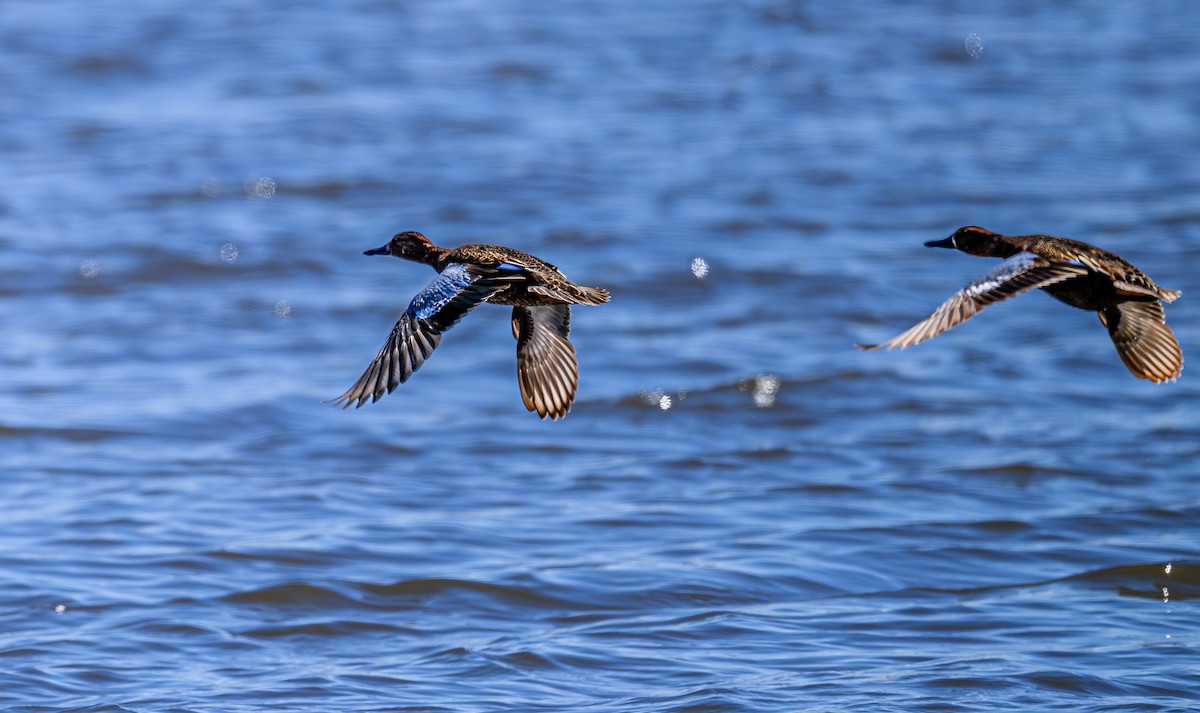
[2,1,1199,711]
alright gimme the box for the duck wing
[331,263,518,408]
[511,304,578,420]
[856,251,1090,351]
[1098,301,1183,383]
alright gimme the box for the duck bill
[363,243,391,256]
[924,236,956,249]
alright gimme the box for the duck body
[857,226,1183,383]
[333,231,609,419]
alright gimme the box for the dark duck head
[925,226,1015,258]
[364,231,442,264]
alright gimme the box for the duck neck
[992,243,1024,259]
[424,245,453,271]
[401,240,448,269]
[992,236,1031,259]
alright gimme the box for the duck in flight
[856,226,1183,383]
[332,231,609,419]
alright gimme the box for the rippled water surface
[3,2,1200,711]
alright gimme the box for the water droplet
[244,175,276,199]
[752,374,781,408]
[274,300,292,318]
[691,257,709,279]
[641,389,673,410]
[1165,563,1172,574]
[78,259,99,279]
[220,243,239,263]
[964,33,984,59]
[54,603,66,613]
[1162,587,1170,602]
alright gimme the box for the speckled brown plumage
[857,226,1183,383]
[332,231,609,418]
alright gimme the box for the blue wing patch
[495,262,523,272]
[407,263,476,321]
[405,263,515,333]
[331,264,516,409]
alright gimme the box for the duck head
[364,231,439,262]
[925,226,1008,257]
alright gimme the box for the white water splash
[642,389,673,410]
[751,374,781,408]
[964,33,984,59]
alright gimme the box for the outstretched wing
[1099,301,1183,384]
[511,304,579,420]
[856,252,1090,351]
[331,264,516,408]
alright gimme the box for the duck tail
[1159,287,1182,303]
[575,286,611,305]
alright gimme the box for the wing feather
[856,252,1090,351]
[512,304,578,420]
[1100,301,1183,383]
[331,264,516,408]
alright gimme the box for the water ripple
[2,1,1199,711]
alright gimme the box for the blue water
[2,2,1199,711]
